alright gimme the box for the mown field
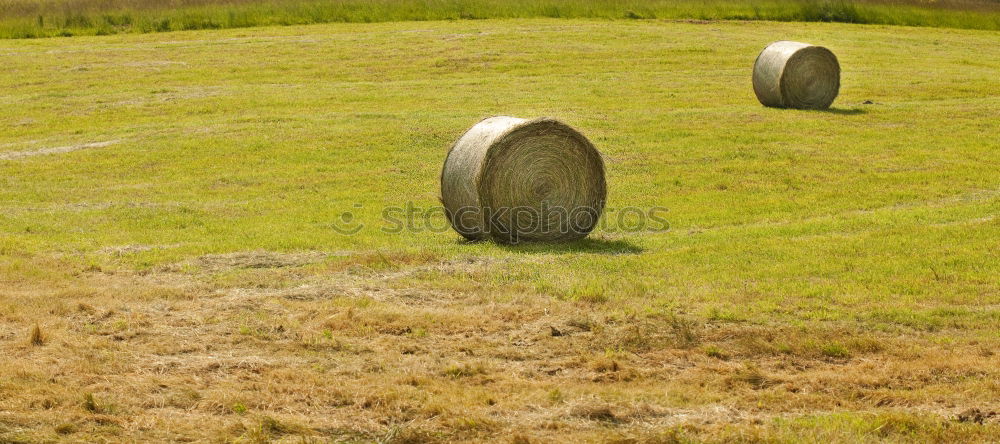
[1,14,999,444]
[2,0,1000,38]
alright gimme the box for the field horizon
[2,0,1000,39]
[1,13,999,444]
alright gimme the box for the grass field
[1,14,999,444]
[3,0,1000,38]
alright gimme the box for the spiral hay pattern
[753,41,840,110]
[440,116,606,244]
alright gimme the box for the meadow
[2,0,1000,38]
[1,10,999,444]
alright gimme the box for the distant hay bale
[440,116,606,244]
[753,41,840,109]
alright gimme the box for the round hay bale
[752,41,840,109]
[440,116,606,244]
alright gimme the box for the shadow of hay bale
[482,237,644,255]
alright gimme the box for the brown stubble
[1,251,997,442]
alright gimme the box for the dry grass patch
[4,250,996,441]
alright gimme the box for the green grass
[3,0,1000,38]
[3,18,998,296]
[0,17,998,442]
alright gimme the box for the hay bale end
[440,117,606,244]
[753,40,840,109]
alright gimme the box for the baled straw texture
[753,41,840,109]
[440,116,606,244]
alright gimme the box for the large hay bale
[440,116,606,244]
[753,41,840,109]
